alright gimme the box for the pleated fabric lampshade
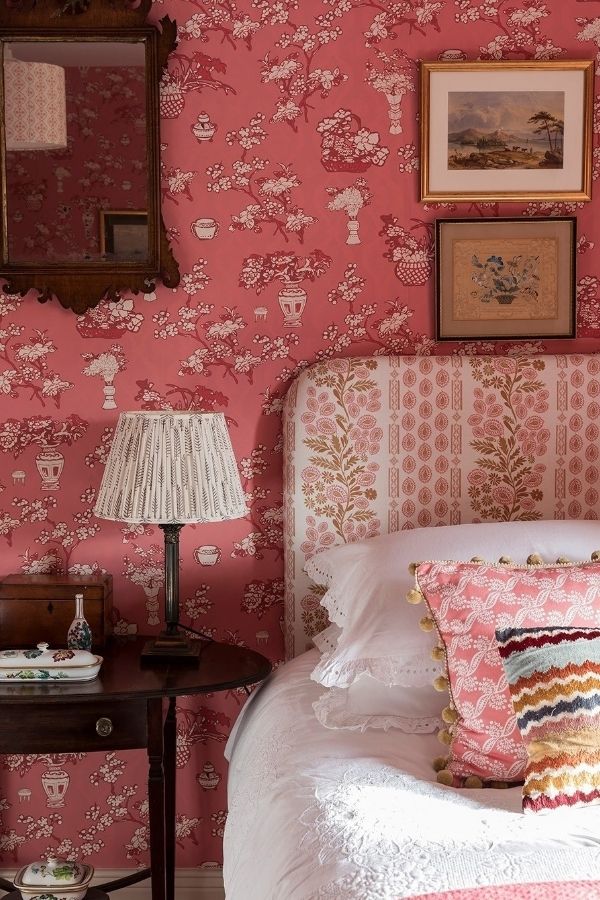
[94,411,247,524]
[94,411,247,663]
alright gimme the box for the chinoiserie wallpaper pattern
[1,0,600,871]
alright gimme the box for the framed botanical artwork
[435,216,576,341]
[99,210,149,262]
[420,61,593,202]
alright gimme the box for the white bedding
[224,650,600,900]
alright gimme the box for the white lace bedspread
[223,650,600,900]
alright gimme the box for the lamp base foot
[141,632,203,665]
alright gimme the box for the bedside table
[0,636,271,900]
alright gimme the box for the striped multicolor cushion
[497,625,600,814]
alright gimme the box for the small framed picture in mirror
[100,210,148,262]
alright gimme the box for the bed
[223,355,600,900]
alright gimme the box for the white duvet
[223,651,600,900]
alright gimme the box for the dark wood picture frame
[435,216,576,341]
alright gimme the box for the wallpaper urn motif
[239,250,332,327]
[327,178,372,245]
[35,447,64,491]
[41,760,70,809]
[192,217,219,240]
[194,544,221,566]
[278,285,307,327]
[365,49,414,136]
[197,762,221,790]
[192,112,217,142]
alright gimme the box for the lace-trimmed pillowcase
[312,673,443,735]
[409,555,600,786]
[497,625,600,814]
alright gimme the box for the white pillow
[306,519,600,695]
[313,674,443,734]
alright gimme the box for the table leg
[164,697,177,900]
[147,698,166,900]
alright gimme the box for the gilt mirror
[0,0,179,314]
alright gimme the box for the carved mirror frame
[0,0,179,314]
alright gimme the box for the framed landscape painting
[421,61,593,202]
[435,217,576,341]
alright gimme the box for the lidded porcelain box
[14,856,94,900]
[0,643,102,682]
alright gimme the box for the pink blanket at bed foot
[412,881,600,899]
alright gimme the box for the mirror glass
[3,40,148,265]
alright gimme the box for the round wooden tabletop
[0,636,272,704]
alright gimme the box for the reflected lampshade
[94,411,248,525]
[4,56,67,151]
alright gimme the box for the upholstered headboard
[283,355,600,659]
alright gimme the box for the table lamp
[94,411,247,663]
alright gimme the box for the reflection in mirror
[4,41,148,265]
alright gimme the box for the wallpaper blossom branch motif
[0,0,599,873]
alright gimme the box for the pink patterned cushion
[413,560,600,784]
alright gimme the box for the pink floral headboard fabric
[283,354,600,659]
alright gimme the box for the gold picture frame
[99,210,149,262]
[435,216,576,341]
[420,61,593,203]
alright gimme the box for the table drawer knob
[96,717,113,737]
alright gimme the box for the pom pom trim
[464,775,483,789]
[442,705,458,725]
[437,729,452,746]
[414,553,600,573]
[406,588,423,605]
[526,552,543,565]
[433,675,449,693]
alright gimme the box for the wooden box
[0,574,112,651]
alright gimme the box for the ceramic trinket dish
[14,856,94,900]
[0,643,102,682]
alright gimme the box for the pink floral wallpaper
[1,0,600,872]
